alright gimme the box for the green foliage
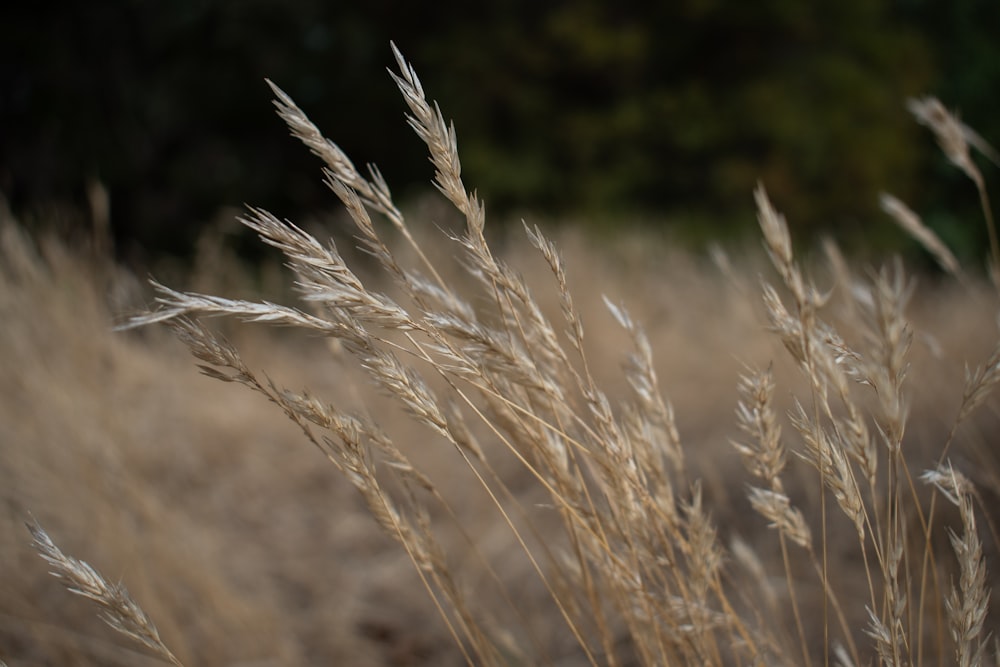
[418,0,933,237]
[3,0,994,258]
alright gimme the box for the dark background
[2,0,998,264]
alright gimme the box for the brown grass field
[2,45,1000,666]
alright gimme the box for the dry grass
[4,43,1000,665]
[25,520,183,667]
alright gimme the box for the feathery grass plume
[880,193,962,278]
[788,400,865,540]
[747,487,812,550]
[756,184,809,311]
[733,364,785,490]
[959,340,1000,423]
[925,464,991,667]
[27,520,184,667]
[907,97,1000,175]
[907,96,1000,285]
[862,260,914,453]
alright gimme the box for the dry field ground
[2,47,1000,667]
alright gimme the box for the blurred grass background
[5,6,1000,662]
[3,0,998,266]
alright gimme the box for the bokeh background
[5,3,1000,665]
[3,0,999,265]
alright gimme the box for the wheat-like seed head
[27,520,184,667]
[880,193,962,278]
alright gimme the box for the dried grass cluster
[20,44,1000,666]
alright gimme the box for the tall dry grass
[5,43,1000,665]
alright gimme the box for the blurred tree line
[2,0,998,262]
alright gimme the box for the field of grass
[2,45,999,666]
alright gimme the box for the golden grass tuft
[5,44,1000,666]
